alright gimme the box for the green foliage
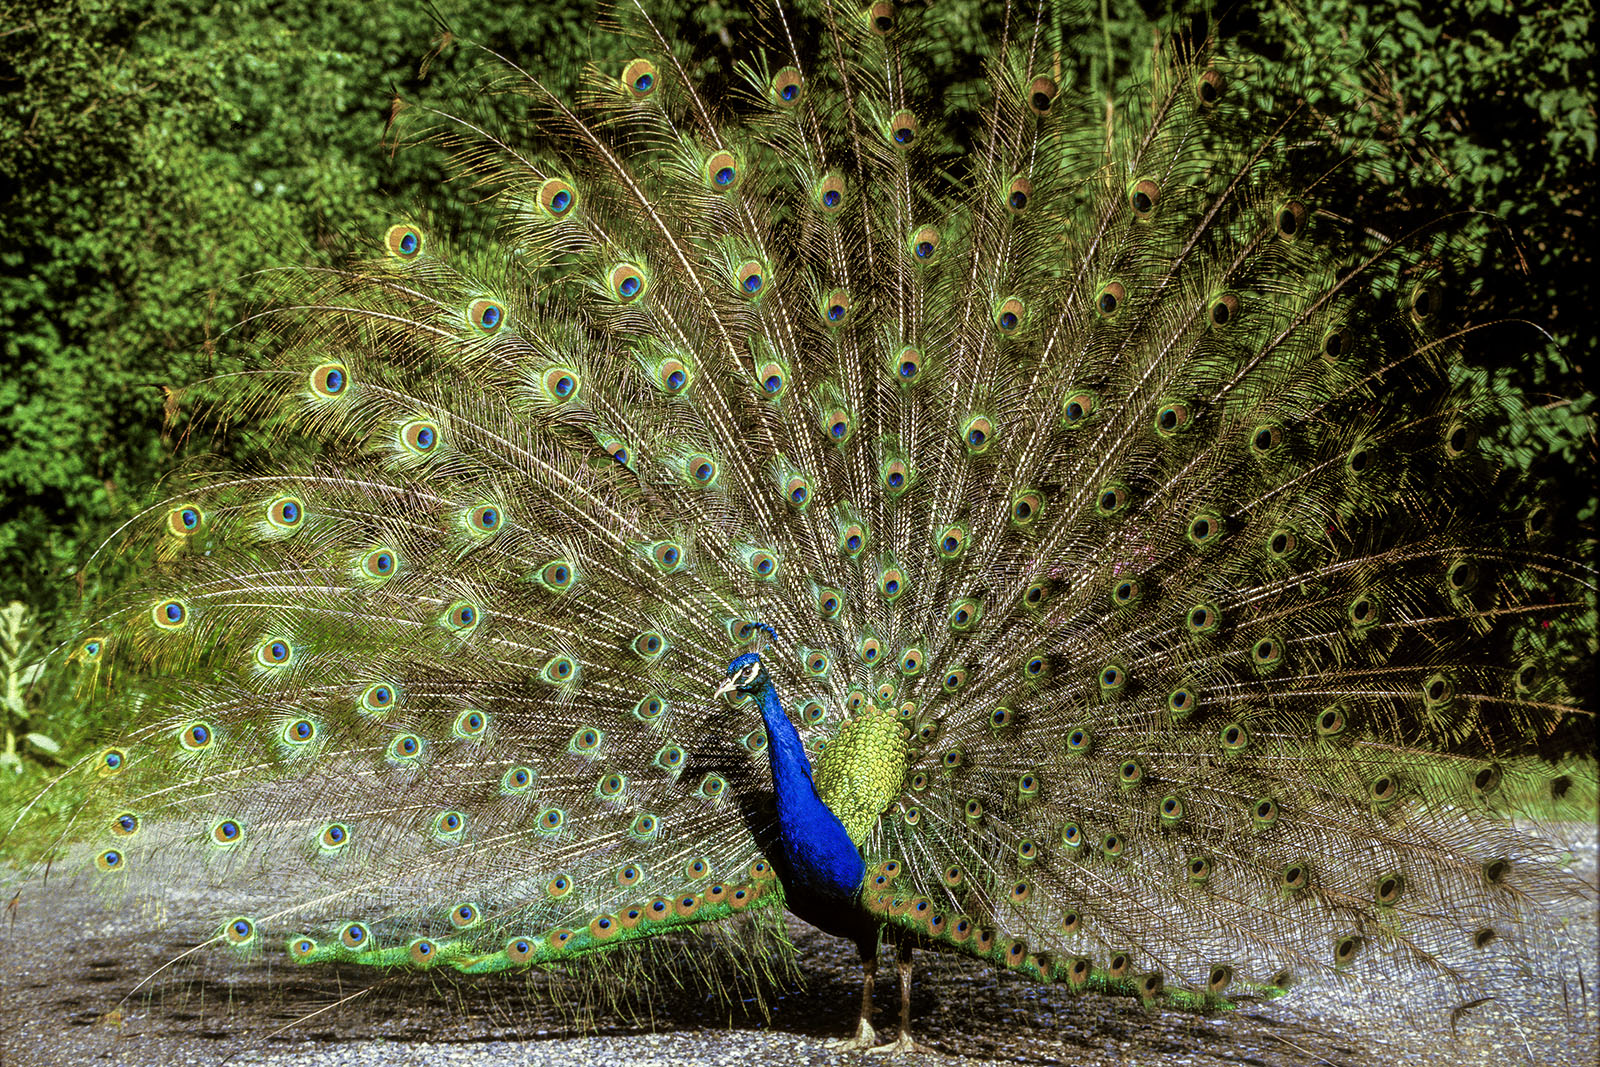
[0,601,59,775]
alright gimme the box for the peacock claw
[824,1019,877,1050]
[865,1032,926,1055]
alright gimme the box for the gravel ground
[3,827,1594,1067]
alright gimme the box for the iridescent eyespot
[167,504,203,536]
[1220,722,1250,752]
[636,694,667,722]
[444,601,480,632]
[341,922,370,950]
[451,902,481,929]
[539,559,576,592]
[361,547,398,579]
[1321,324,1353,364]
[454,710,486,738]
[899,648,924,675]
[941,668,967,692]
[1187,602,1220,634]
[467,298,504,334]
[538,177,579,217]
[361,682,397,714]
[633,630,665,658]
[1096,281,1126,318]
[400,420,440,455]
[305,361,349,402]
[755,361,786,396]
[180,721,214,751]
[937,525,966,559]
[319,823,349,850]
[698,774,727,799]
[961,415,994,454]
[816,587,842,618]
[784,474,812,508]
[385,224,423,258]
[881,458,909,493]
[434,810,465,837]
[630,813,659,840]
[805,650,830,675]
[729,257,767,297]
[1154,400,1193,436]
[225,917,255,944]
[948,598,982,632]
[993,296,1025,334]
[1251,636,1284,668]
[821,289,851,327]
[1409,282,1442,322]
[622,59,657,99]
[1129,178,1160,217]
[815,173,846,214]
[1188,512,1223,548]
[543,366,581,402]
[95,849,124,872]
[570,726,601,753]
[748,549,778,578]
[839,524,866,556]
[539,810,566,834]
[212,819,243,846]
[256,638,292,668]
[1168,686,1198,718]
[1028,75,1058,114]
[908,225,940,264]
[1004,177,1032,214]
[283,718,316,745]
[879,566,905,601]
[771,67,803,106]
[609,263,647,302]
[543,656,577,683]
[1062,390,1097,427]
[866,0,894,33]
[1100,665,1127,692]
[503,765,533,792]
[466,505,501,533]
[153,599,188,629]
[1209,292,1241,328]
[1276,199,1308,239]
[1023,580,1050,607]
[390,734,422,760]
[1010,491,1042,525]
[266,496,303,530]
[1422,673,1455,709]
[703,150,741,191]
[113,812,139,836]
[887,110,918,147]
[99,748,125,776]
[1195,68,1225,106]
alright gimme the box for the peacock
[10,0,1596,1057]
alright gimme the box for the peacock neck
[753,679,868,914]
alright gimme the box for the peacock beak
[713,677,739,699]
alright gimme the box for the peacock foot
[865,1031,926,1055]
[824,1019,877,1050]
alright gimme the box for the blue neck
[754,679,866,906]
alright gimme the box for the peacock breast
[812,704,910,845]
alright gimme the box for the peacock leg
[866,937,925,1055]
[825,936,878,1050]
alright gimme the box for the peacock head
[715,652,767,699]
